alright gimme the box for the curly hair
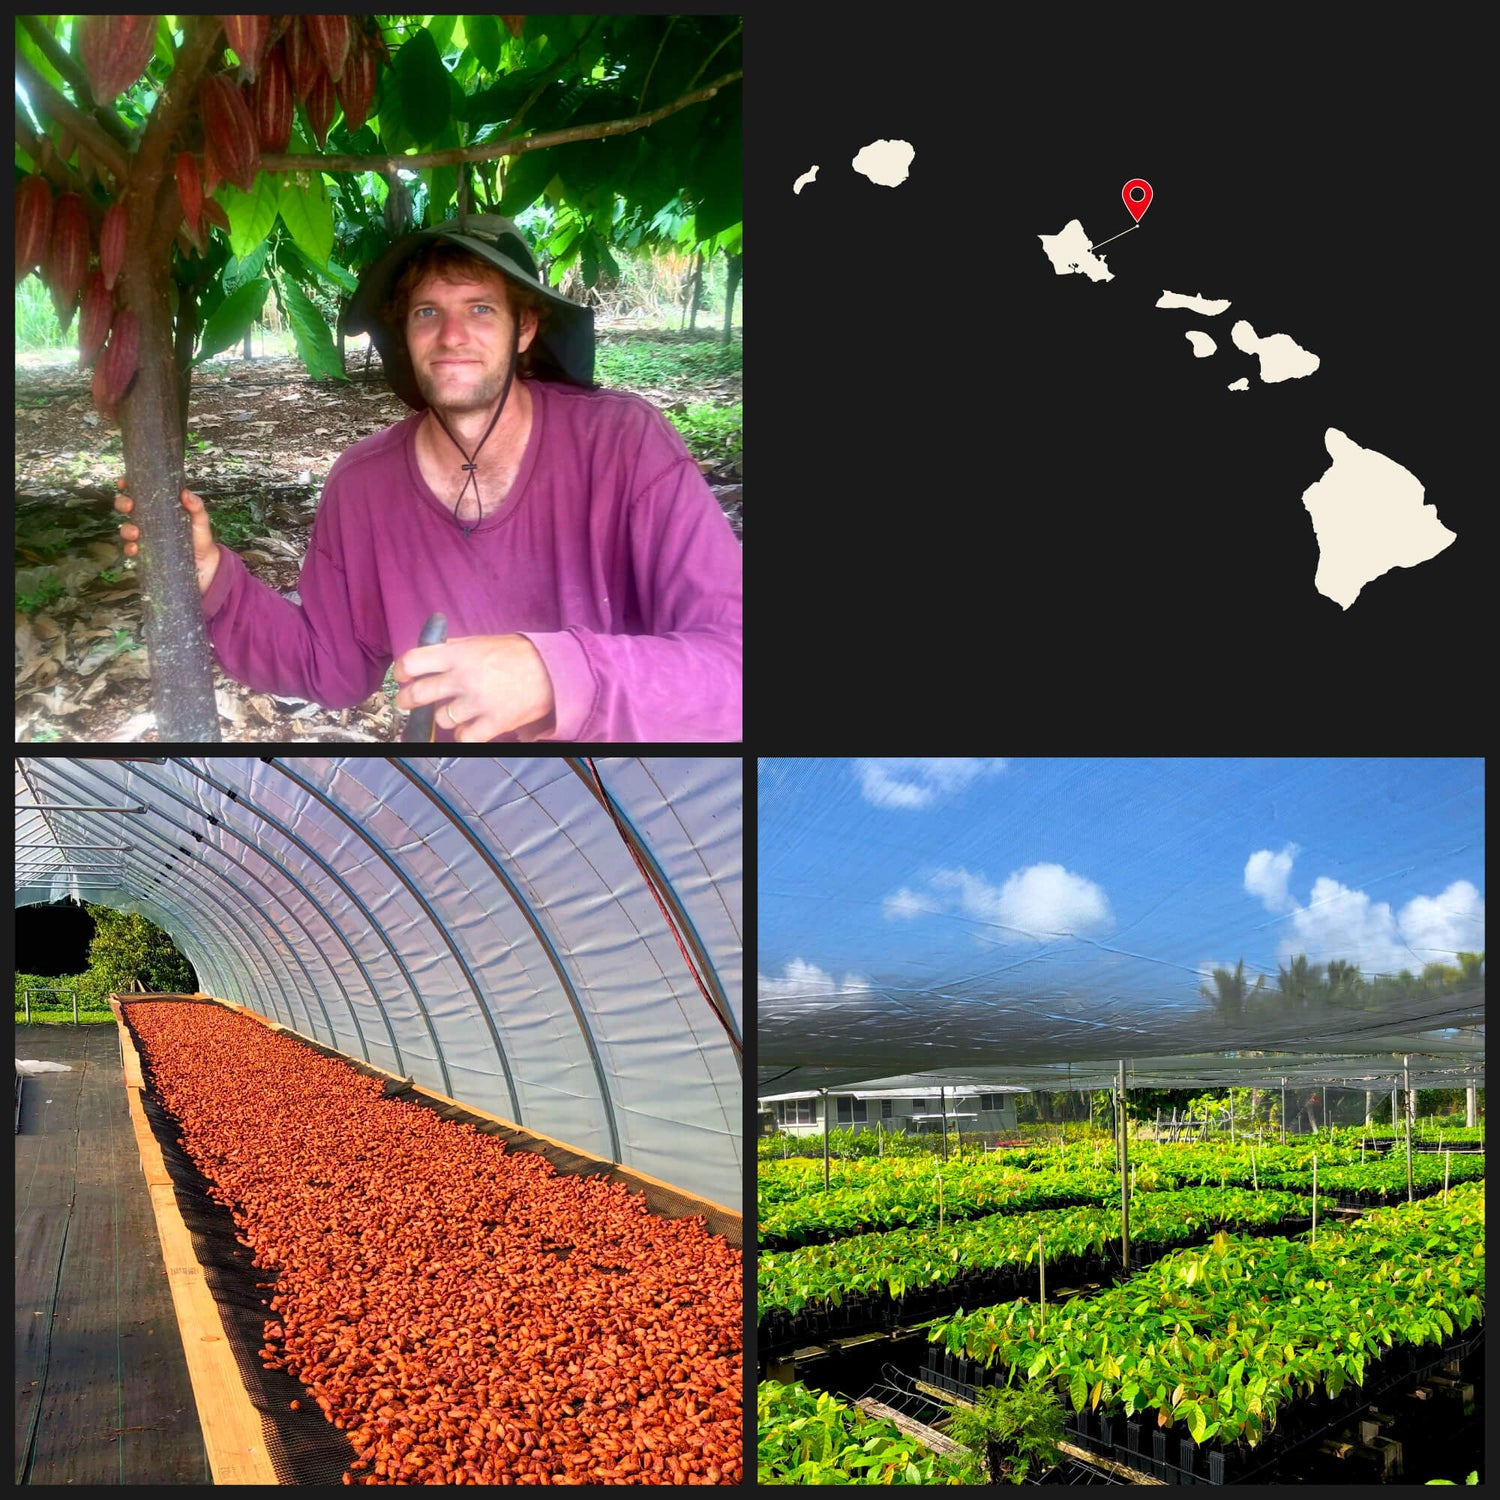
[385,242,553,376]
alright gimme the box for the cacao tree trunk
[720,251,740,346]
[121,236,221,740]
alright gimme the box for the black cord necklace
[425,318,520,537]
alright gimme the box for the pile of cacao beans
[125,1002,742,1485]
[17,17,385,419]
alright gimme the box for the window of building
[777,1099,815,1126]
[881,1099,894,1119]
[980,1093,1008,1112]
[835,1097,868,1124]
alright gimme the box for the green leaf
[218,175,280,262]
[275,275,344,383]
[498,147,560,219]
[193,277,270,365]
[467,14,503,73]
[1183,1401,1208,1444]
[393,26,454,146]
[1069,1369,1087,1414]
[277,173,335,270]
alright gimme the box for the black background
[754,21,1483,712]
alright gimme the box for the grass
[15,1009,117,1025]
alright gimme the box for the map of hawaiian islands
[1037,218,1456,607]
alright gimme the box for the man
[115,214,742,741]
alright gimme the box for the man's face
[405,267,537,415]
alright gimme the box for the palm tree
[1199,959,1266,1025]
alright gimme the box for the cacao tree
[15,14,742,741]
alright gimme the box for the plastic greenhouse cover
[758,758,1484,1094]
[15,756,742,1211]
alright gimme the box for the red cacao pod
[283,16,320,102]
[202,138,223,198]
[501,16,526,40]
[306,15,350,82]
[219,15,270,82]
[176,152,204,236]
[303,68,337,150]
[335,34,376,134]
[78,269,114,369]
[199,73,261,192]
[46,191,91,330]
[100,200,128,291]
[101,308,140,405]
[251,44,294,153]
[16,174,54,285]
[76,14,159,103]
[202,198,231,235]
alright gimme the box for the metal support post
[1119,1059,1130,1269]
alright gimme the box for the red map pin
[1122,179,1153,223]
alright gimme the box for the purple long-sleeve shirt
[200,379,742,741]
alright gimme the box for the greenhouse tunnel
[15,755,743,1486]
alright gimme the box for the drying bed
[123,1000,742,1484]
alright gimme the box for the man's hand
[114,480,221,597]
[393,633,556,742]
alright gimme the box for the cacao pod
[76,14,159,104]
[100,201,128,291]
[103,309,140,400]
[78,270,114,369]
[219,14,270,81]
[202,198,231,235]
[199,73,261,192]
[251,44,294,153]
[335,34,377,134]
[16,174,54,285]
[202,138,223,198]
[501,16,526,40]
[93,308,139,419]
[303,68,337,150]
[46,191,91,331]
[283,16,320,102]
[176,152,204,237]
[306,14,350,82]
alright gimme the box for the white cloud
[854,757,1008,810]
[1244,844,1299,911]
[758,958,872,999]
[880,862,1112,943]
[1273,873,1485,975]
[1396,881,1485,965]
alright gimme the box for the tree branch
[13,49,131,185]
[259,69,742,176]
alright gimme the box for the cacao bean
[76,14,158,104]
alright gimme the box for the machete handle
[400,612,448,743]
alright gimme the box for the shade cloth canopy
[759,758,1483,1095]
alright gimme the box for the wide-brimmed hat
[342,213,595,409]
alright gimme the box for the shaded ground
[15,328,741,743]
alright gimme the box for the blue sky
[758,758,1485,1008]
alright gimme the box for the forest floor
[15,327,741,742]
